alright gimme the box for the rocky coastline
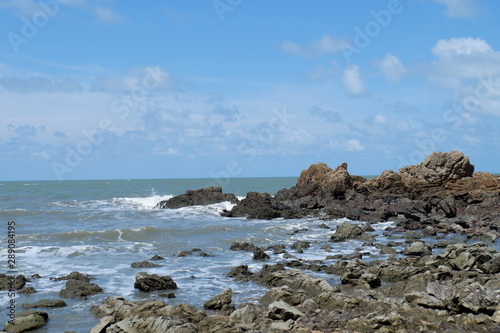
[2,151,499,332]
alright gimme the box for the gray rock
[131,260,159,268]
[268,301,304,321]
[229,304,262,327]
[0,274,27,291]
[22,299,67,309]
[229,241,256,252]
[4,311,48,333]
[253,247,270,260]
[203,288,232,310]
[403,241,432,256]
[60,279,103,298]
[330,222,365,242]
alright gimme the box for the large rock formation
[156,186,238,209]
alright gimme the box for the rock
[253,247,270,260]
[318,223,330,229]
[150,255,164,260]
[229,241,256,251]
[330,222,365,242]
[22,299,67,309]
[267,244,287,254]
[134,272,178,292]
[375,243,398,255]
[226,265,254,282]
[4,311,48,333]
[51,271,90,282]
[18,287,36,295]
[204,288,232,310]
[291,241,310,251]
[403,241,432,256]
[221,192,282,219]
[156,186,238,209]
[177,251,191,257]
[457,282,499,313]
[229,304,262,328]
[60,279,103,299]
[268,300,304,321]
[399,151,474,185]
[0,274,27,291]
[89,316,115,333]
[131,260,159,268]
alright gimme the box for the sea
[0,177,483,332]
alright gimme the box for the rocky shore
[3,151,499,332]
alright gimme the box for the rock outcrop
[156,186,238,209]
[134,272,178,292]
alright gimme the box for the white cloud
[377,53,406,82]
[373,114,389,124]
[342,64,366,96]
[462,134,480,144]
[346,139,364,151]
[0,75,83,93]
[432,37,493,58]
[94,5,127,24]
[281,35,345,58]
[431,0,479,18]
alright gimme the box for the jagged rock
[399,151,474,185]
[156,187,238,209]
[18,287,36,295]
[228,304,262,328]
[291,241,310,251]
[134,272,177,292]
[457,282,499,313]
[253,247,270,260]
[268,301,304,321]
[150,255,164,260]
[51,271,90,282]
[403,241,432,256]
[0,274,27,291]
[226,265,254,282]
[4,311,48,333]
[203,288,232,310]
[131,260,159,268]
[221,192,282,219]
[330,222,365,242]
[60,279,103,299]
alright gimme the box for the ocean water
[0,177,466,332]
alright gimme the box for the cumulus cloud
[281,35,345,58]
[377,53,406,82]
[432,37,493,58]
[431,0,479,18]
[342,64,366,96]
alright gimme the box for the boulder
[22,299,67,309]
[156,187,238,209]
[4,311,48,333]
[0,274,27,291]
[51,271,90,282]
[131,261,159,268]
[134,272,178,292]
[60,279,103,298]
[228,304,262,328]
[221,192,282,219]
[253,247,270,260]
[330,222,365,242]
[203,288,232,310]
[399,151,474,186]
[403,241,432,256]
[229,241,256,251]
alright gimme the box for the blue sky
[1,0,500,181]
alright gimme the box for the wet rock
[318,223,330,229]
[131,260,159,268]
[229,241,256,251]
[60,279,103,299]
[291,241,310,251]
[226,265,254,282]
[268,300,304,321]
[253,247,270,260]
[330,222,365,242]
[0,274,27,291]
[51,271,90,282]
[375,243,398,255]
[403,241,432,256]
[267,244,286,254]
[221,192,282,219]
[22,299,67,309]
[156,186,238,209]
[134,272,178,292]
[4,311,48,333]
[177,251,191,257]
[204,288,232,310]
[150,254,164,260]
[342,252,363,260]
[18,287,36,295]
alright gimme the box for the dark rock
[253,247,270,260]
[177,251,191,257]
[226,265,254,282]
[267,244,287,254]
[18,287,37,295]
[60,279,103,299]
[134,272,177,292]
[342,252,363,260]
[221,192,282,219]
[131,260,159,268]
[204,288,232,310]
[229,241,256,252]
[403,241,432,256]
[0,274,27,291]
[318,223,331,229]
[31,274,42,279]
[375,243,398,255]
[51,271,90,282]
[156,186,238,209]
[291,241,311,251]
[198,252,211,257]
[150,255,164,260]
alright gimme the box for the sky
[1,0,500,181]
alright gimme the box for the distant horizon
[2,1,500,181]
